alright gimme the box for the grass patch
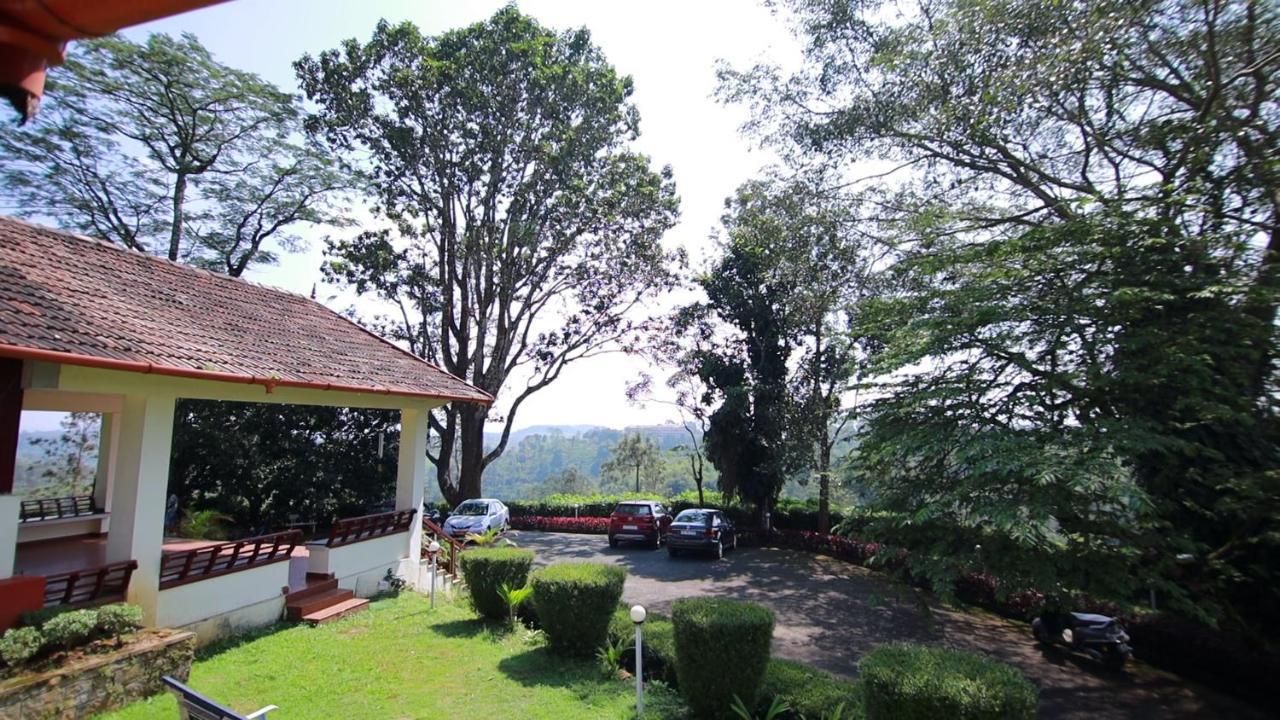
[96,593,684,720]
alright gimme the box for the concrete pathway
[510,530,1267,720]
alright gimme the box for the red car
[607,501,672,548]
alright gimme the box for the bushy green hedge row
[672,597,775,719]
[459,547,535,620]
[860,643,1037,720]
[1,603,144,669]
[531,562,626,656]
[759,659,864,720]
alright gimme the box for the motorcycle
[1032,610,1133,670]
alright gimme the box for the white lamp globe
[428,540,441,554]
[630,604,647,624]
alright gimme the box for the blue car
[666,508,737,559]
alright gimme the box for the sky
[29,1,802,433]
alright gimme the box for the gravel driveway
[509,530,1266,720]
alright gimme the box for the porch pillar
[0,495,17,579]
[106,393,175,624]
[93,412,118,514]
[396,406,427,588]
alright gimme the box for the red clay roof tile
[0,216,491,404]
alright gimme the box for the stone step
[302,597,369,626]
[284,577,338,605]
[286,587,353,620]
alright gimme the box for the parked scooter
[1032,609,1133,670]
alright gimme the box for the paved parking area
[510,530,1267,720]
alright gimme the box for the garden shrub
[19,606,67,629]
[42,608,100,649]
[459,547,535,621]
[530,562,626,656]
[860,643,1037,720]
[759,659,863,719]
[608,606,677,683]
[671,597,775,719]
[0,627,44,667]
[96,603,144,641]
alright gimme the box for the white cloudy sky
[113,0,800,432]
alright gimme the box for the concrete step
[302,597,369,626]
[284,577,338,605]
[286,587,353,620]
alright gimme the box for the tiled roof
[0,216,491,404]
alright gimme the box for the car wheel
[714,540,724,559]
[609,536,619,549]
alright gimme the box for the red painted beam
[0,358,21,494]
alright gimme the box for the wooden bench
[19,495,99,522]
[162,676,278,720]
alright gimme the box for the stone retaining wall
[0,629,195,720]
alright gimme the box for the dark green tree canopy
[0,32,347,276]
[296,7,681,505]
[722,0,1280,627]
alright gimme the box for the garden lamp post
[631,604,647,714]
[427,540,441,609]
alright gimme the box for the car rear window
[614,504,652,516]
[674,510,710,524]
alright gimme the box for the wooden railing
[321,509,416,548]
[159,530,302,590]
[20,495,100,522]
[422,517,464,580]
[42,560,137,608]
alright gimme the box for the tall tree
[722,0,1280,625]
[28,413,99,499]
[600,433,662,493]
[296,8,681,505]
[0,33,346,276]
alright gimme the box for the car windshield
[674,510,710,524]
[614,504,652,516]
[455,502,488,516]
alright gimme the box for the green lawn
[98,593,683,720]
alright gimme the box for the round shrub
[860,643,1038,720]
[530,562,626,656]
[671,597,775,718]
[96,603,144,640]
[760,659,862,719]
[459,547,535,621]
[42,608,100,649]
[0,627,45,667]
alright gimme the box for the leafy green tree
[600,433,662,494]
[723,0,1280,626]
[296,8,681,506]
[0,33,346,276]
[27,413,99,499]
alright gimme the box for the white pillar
[106,393,175,625]
[396,406,427,588]
[0,495,19,579]
[93,412,118,514]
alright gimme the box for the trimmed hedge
[672,598,775,719]
[509,516,610,534]
[608,606,677,683]
[760,659,863,720]
[459,547,536,621]
[42,609,99,649]
[530,562,626,656]
[97,603,144,641]
[860,643,1037,720]
[0,627,44,667]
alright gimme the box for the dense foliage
[296,6,681,505]
[859,644,1037,720]
[758,659,863,720]
[0,33,345,276]
[671,598,776,718]
[0,627,43,668]
[721,0,1280,634]
[530,562,627,656]
[170,400,400,534]
[459,548,536,621]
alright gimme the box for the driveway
[509,530,1266,720]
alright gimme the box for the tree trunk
[169,172,187,262]
[817,443,832,534]
[455,404,488,501]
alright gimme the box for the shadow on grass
[430,618,494,639]
[497,647,599,688]
[195,621,293,661]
